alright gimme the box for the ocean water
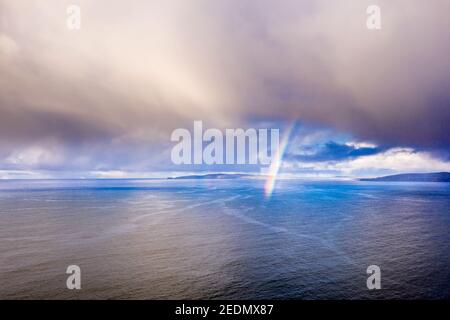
[0,179,449,299]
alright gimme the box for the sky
[0,0,449,179]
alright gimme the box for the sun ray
[264,123,295,197]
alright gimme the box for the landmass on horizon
[168,172,450,182]
[168,173,258,180]
[360,172,450,182]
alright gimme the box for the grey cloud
[287,141,384,163]
[0,0,449,169]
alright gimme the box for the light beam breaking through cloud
[264,123,295,197]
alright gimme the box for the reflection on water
[0,179,449,299]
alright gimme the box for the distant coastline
[168,173,260,180]
[360,172,450,182]
[167,172,450,182]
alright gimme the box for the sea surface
[0,179,449,299]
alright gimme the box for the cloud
[0,0,449,174]
[287,141,383,162]
[339,148,450,174]
[6,144,64,168]
[286,148,450,177]
[0,34,18,56]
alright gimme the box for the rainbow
[264,123,295,197]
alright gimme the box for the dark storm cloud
[0,106,119,145]
[287,141,383,162]
[0,0,449,173]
